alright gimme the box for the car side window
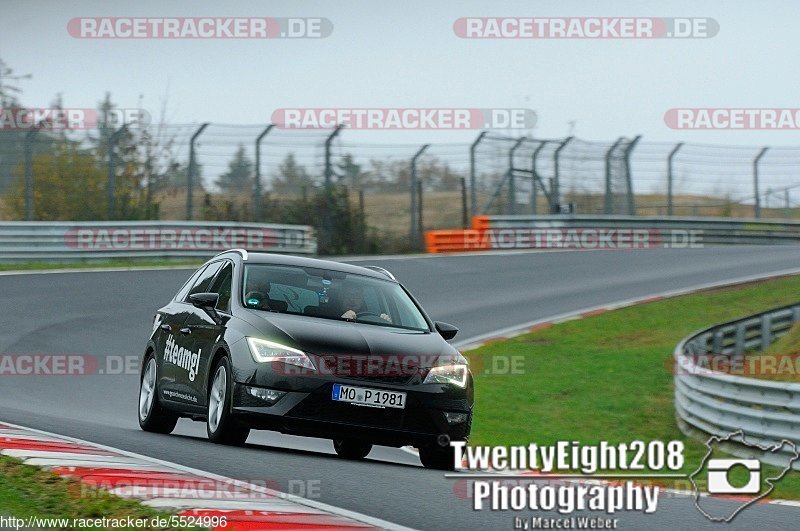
[208,262,234,312]
[174,266,207,302]
[185,261,224,301]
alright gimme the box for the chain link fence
[2,122,800,253]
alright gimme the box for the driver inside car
[339,286,392,323]
[244,277,288,312]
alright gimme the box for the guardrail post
[753,147,769,218]
[107,125,127,220]
[712,331,723,354]
[667,142,683,216]
[623,135,641,216]
[508,137,526,215]
[604,137,624,214]
[469,131,487,218]
[734,323,746,357]
[531,141,548,215]
[254,124,274,222]
[410,144,430,250]
[23,129,39,221]
[793,305,800,324]
[760,315,773,351]
[187,122,210,220]
[553,136,573,213]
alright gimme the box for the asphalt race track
[1,246,800,530]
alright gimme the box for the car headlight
[246,338,315,370]
[423,364,468,388]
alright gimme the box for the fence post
[508,137,526,215]
[460,177,469,228]
[324,125,343,189]
[786,188,791,219]
[553,136,573,213]
[469,131,487,218]
[417,180,424,247]
[623,135,641,216]
[531,141,548,215]
[604,137,624,214]
[254,124,274,222]
[23,129,38,221]
[753,147,769,218]
[187,122,209,220]
[410,144,430,250]
[107,125,127,220]
[667,142,683,216]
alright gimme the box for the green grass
[465,274,800,498]
[0,456,201,530]
[0,259,203,272]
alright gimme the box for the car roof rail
[213,248,249,261]
[363,265,396,281]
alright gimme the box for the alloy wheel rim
[208,365,227,433]
[138,359,156,421]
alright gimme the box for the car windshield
[242,264,429,331]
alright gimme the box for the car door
[183,260,234,406]
[160,260,224,407]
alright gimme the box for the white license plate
[332,384,406,409]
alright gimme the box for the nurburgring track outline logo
[688,430,800,523]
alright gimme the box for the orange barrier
[471,215,491,231]
[424,229,488,253]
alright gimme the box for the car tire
[333,439,372,460]
[419,445,456,470]
[138,354,179,434]
[206,356,250,446]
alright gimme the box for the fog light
[246,386,285,405]
[444,412,468,425]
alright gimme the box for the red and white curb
[0,422,414,531]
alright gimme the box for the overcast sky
[2,0,799,147]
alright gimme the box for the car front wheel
[207,357,250,445]
[419,445,457,470]
[333,439,373,460]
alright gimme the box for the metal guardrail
[0,221,317,262]
[476,215,800,245]
[674,302,800,468]
[425,215,800,252]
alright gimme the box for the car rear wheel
[333,439,372,460]
[207,357,250,445]
[138,355,179,434]
[419,445,456,470]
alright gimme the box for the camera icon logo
[706,459,761,494]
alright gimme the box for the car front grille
[316,355,423,386]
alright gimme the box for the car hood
[244,311,460,367]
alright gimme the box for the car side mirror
[435,321,459,340]
[188,293,229,325]
[189,292,219,308]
